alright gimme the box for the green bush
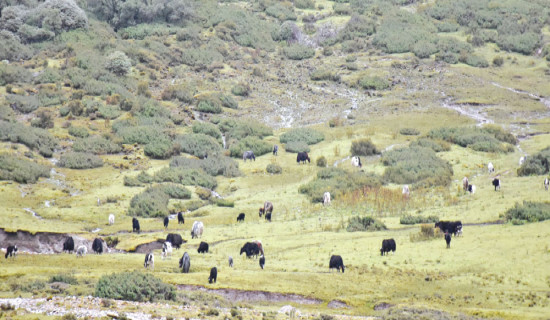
[280,128,324,145]
[427,126,516,153]
[175,134,222,159]
[410,224,438,242]
[181,47,224,69]
[459,53,489,68]
[0,30,32,61]
[492,56,504,67]
[57,152,103,169]
[229,136,272,158]
[231,83,250,96]
[0,64,31,85]
[265,3,297,21]
[31,110,54,129]
[295,0,315,9]
[219,119,272,141]
[517,146,550,176]
[73,136,122,155]
[160,183,192,200]
[333,3,351,15]
[106,51,132,76]
[0,154,50,184]
[382,147,453,187]
[128,186,170,217]
[6,95,39,114]
[284,141,310,153]
[98,104,122,120]
[123,175,143,187]
[316,156,327,167]
[219,94,238,109]
[266,163,282,174]
[0,120,58,157]
[95,271,176,302]
[412,40,438,59]
[216,199,234,207]
[358,76,390,90]
[400,215,439,225]
[161,83,195,103]
[192,122,222,142]
[50,274,77,285]
[409,138,450,152]
[68,126,89,138]
[346,216,387,232]
[170,155,240,178]
[399,128,420,136]
[350,138,379,156]
[119,24,177,40]
[196,99,222,114]
[144,137,176,160]
[310,69,340,82]
[34,68,61,84]
[505,201,550,224]
[284,44,315,60]
[154,168,218,189]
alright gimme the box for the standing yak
[92,238,103,254]
[208,267,217,283]
[380,239,396,256]
[462,177,469,192]
[198,241,209,254]
[329,255,345,273]
[243,150,255,162]
[297,152,311,164]
[191,221,204,239]
[163,216,169,229]
[259,201,273,217]
[132,217,140,233]
[179,252,190,273]
[492,178,500,191]
[166,233,184,249]
[177,211,184,224]
[273,145,278,156]
[63,237,75,253]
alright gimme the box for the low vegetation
[347,216,387,232]
[57,152,103,169]
[95,271,176,302]
[505,201,550,224]
[400,215,440,225]
[280,128,324,146]
[427,126,516,153]
[350,138,379,156]
[517,146,550,176]
[0,154,50,183]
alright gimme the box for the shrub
[175,134,222,159]
[280,128,324,145]
[358,76,390,90]
[284,44,315,60]
[350,139,379,156]
[6,95,39,114]
[410,224,438,242]
[98,104,122,120]
[195,187,212,200]
[192,122,222,141]
[161,84,195,103]
[58,152,103,169]
[0,120,58,157]
[219,94,238,109]
[284,141,310,153]
[31,110,54,129]
[265,3,297,21]
[161,183,191,200]
[216,199,234,207]
[412,40,438,59]
[154,168,217,189]
[316,156,327,167]
[505,201,550,224]
[382,147,453,187]
[181,47,224,69]
[517,146,550,176]
[219,119,273,141]
[170,155,240,178]
[144,138,176,159]
[231,83,250,96]
[95,271,176,302]
[409,138,450,152]
[196,99,222,114]
[0,30,32,61]
[400,215,439,225]
[123,176,143,187]
[295,0,315,9]
[399,128,420,136]
[68,126,89,138]
[73,136,122,155]
[266,163,282,174]
[229,136,272,158]
[0,64,31,85]
[492,56,504,67]
[0,154,50,183]
[310,69,340,82]
[459,53,489,68]
[346,216,387,232]
[128,186,170,217]
[50,274,77,285]
[106,51,132,76]
[427,126,516,153]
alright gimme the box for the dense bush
[284,44,315,60]
[284,141,310,153]
[170,155,240,177]
[154,168,217,189]
[517,146,550,176]
[192,122,222,141]
[427,126,516,153]
[105,51,132,76]
[0,64,31,86]
[316,156,327,167]
[31,110,54,129]
[505,201,550,224]
[400,215,439,225]
[265,3,297,21]
[229,136,272,158]
[299,168,382,202]
[57,152,103,169]
[219,94,238,109]
[310,69,340,82]
[50,274,77,285]
[409,138,450,152]
[266,163,282,174]
[219,119,273,141]
[144,137,176,160]
[95,271,176,302]
[459,53,489,68]
[128,186,170,217]
[196,99,222,114]
[350,139,379,156]
[161,83,195,103]
[123,175,143,187]
[0,120,58,157]
[73,136,122,155]
[0,154,50,183]
[358,76,390,90]
[6,95,39,114]
[216,199,234,207]
[382,146,453,187]
[181,47,224,69]
[280,128,324,145]
[231,83,250,96]
[175,134,222,159]
[0,31,32,61]
[346,216,387,232]
[160,183,192,200]
[399,128,420,136]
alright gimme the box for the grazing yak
[179,252,190,273]
[297,152,311,164]
[380,239,396,256]
[445,232,452,249]
[544,178,549,191]
[259,255,265,269]
[435,221,462,236]
[488,162,494,173]
[162,242,173,260]
[191,221,204,239]
[166,233,184,249]
[273,145,278,156]
[402,185,410,197]
[132,217,140,233]
[177,211,184,225]
[462,177,469,191]
[351,156,362,168]
[198,241,209,254]
[108,214,115,225]
[329,255,345,273]
[208,267,217,284]
[259,201,273,217]
[492,178,500,191]
[163,216,169,229]
[92,238,103,254]
[237,213,245,222]
[323,192,331,206]
[76,245,87,257]
[63,237,74,253]
[228,256,233,268]
[240,242,260,258]
[467,184,476,194]
[144,253,154,270]
[5,245,17,259]
[243,150,255,162]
